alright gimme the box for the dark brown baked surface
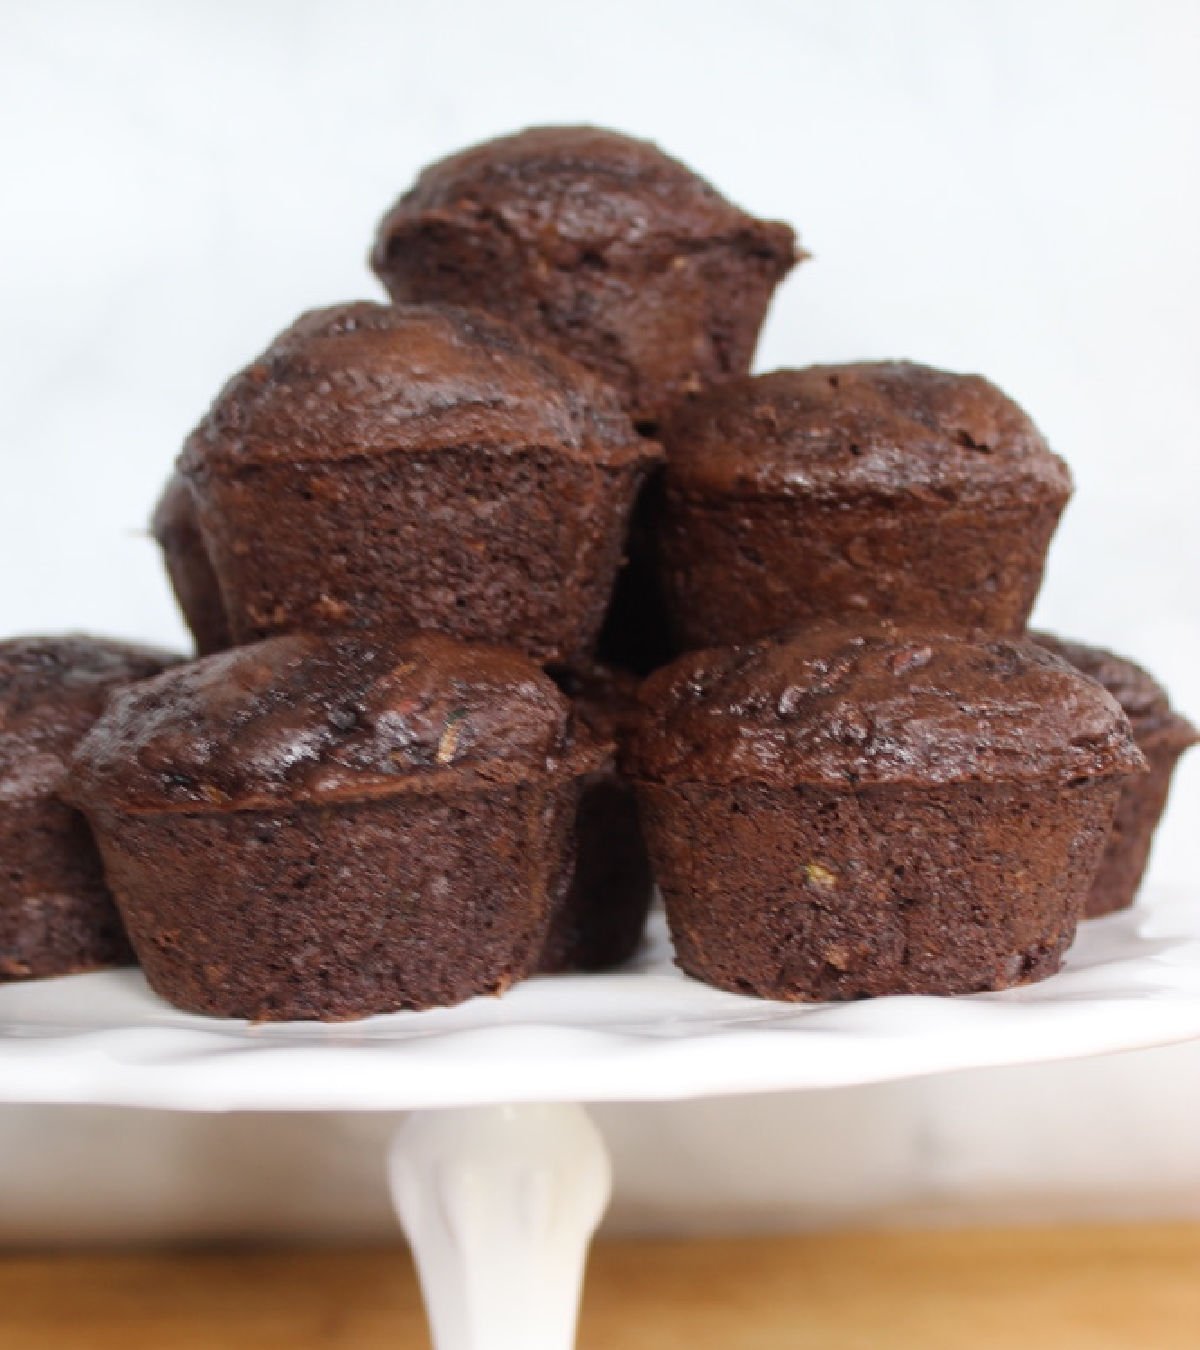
[627,627,1144,1000]
[0,799,132,980]
[627,627,1147,790]
[68,632,580,815]
[177,302,659,665]
[637,776,1121,1000]
[371,126,800,425]
[68,633,604,1019]
[382,125,786,248]
[1,636,179,802]
[180,301,643,473]
[1033,632,1198,915]
[1,635,178,980]
[661,363,1070,501]
[96,783,578,1019]
[1031,633,1197,748]
[540,663,654,973]
[657,363,1073,648]
[151,475,231,656]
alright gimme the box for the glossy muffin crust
[68,632,605,1019]
[626,627,1145,1000]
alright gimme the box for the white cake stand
[2,886,1199,1350]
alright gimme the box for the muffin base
[1086,735,1191,917]
[636,778,1120,999]
[538,772,654,973]
[193,446,646,667]
[92,782,575,1020]
[0,798,133,980]
[660,492,1066,648]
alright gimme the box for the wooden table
[2,1225,1197,1348]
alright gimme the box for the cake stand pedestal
[390,1104,610,1350]
[1,889,1199,1349]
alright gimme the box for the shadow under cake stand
[1,887,1198,1350]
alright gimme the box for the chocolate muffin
[541,664,654,973]
[0,636,177,980]
[1033,633,1197,917]
[658,363,1073,650]
[371,125,801,427]
[66,632,605,1020]
[151,474,231,656]
[625,627,1146,1000]
[179,302,659,667]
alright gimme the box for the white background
[1,0,1198,1241]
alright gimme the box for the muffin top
[68,632,599,815]
[661,363,1072,503]
[373,125,799,266]
[0,636,179,803]
[626,626,1146,788]
[179,301,653,474]
[1033,633,1198,750]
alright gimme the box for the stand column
[388,1103,613,1350]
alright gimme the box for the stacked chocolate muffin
[4,124,1192,1017]
[0,638,178,980]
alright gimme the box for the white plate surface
[0,887,1198,1112]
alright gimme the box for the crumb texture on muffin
[173,301,660,664]
[638,775,1119,999]
[656,363,1072,647]
[628,628,1146,1000]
